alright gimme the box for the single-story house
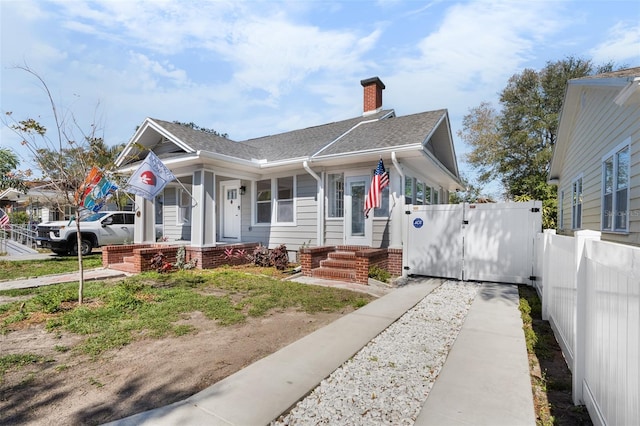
[0,183,74,224]
[108,77,463,281]
[549,67,640,246]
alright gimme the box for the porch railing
[0,224,38,252]
[534,229,639,426]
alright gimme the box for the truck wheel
[72,239,93,256]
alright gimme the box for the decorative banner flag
[78,166,118,213]
[0,207,10,230]
[364,158,389,218]
[126,151,175,201]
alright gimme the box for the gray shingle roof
[238,110,394,161]
[315,110,446,157]
[150,108,447,163]
[150,119,260,160]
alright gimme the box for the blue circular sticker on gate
[413,218,424,228]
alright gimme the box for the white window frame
[327,173,344,219]
[571,175,583,230]
[601,140,630,232]
[254,179,272,226]
[275,175,296,225]
[558,190,564,230]
[177,188,191,225]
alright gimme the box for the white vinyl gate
[405,201,542,284]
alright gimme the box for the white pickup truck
[36,211,135,255]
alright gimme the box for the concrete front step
[311,267,356,282]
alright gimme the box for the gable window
[276,176,295,223]
[178,188,191,225]
[256,179,272,224]
[602,143,630,232]
[571,176,582,229]
[327,173,344,218]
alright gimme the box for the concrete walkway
[106,280,535,426]
[0,261,535,425]
[415,283,536,425]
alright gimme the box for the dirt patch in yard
[0,306,352,425]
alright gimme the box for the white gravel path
[272,280,480,426]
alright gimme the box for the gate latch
[531,207,540,212]
[462,220,469,225]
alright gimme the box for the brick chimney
[361,77,385,114]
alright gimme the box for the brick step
[311,267,356,282]
[108,263,139,273]
[319,258,357,269]
[327,251,357,261]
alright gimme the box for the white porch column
[134,195,155,243]
[390,152,404,249]
[191,169,216,247]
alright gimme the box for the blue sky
[1,0,639,196]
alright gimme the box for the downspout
[303,161,324,246]
[391,152,408,278]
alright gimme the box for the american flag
[0,208,10,230]
[364,158,389,218]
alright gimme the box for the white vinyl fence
[534,229,639,426]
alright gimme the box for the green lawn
[0,254,103,281]
[0,267,372,373]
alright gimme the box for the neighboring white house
[549,67,640,246]
[115,77,463,255]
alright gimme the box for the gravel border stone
[273,280,480,425]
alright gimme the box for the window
[327,173,344,218]
[256,179,271,224]
[424,186,432,205]
[178,188,191,225]
[602,143,630,232]
[374,185,390,217]
[404,177,413,204]
[276,176,294,223]
[416,181,425,205]
[571,176,582,229]
[558,190,564,230]
[433,188,439,204]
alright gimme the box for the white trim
[571,174,583,230]
[600,138,631,232]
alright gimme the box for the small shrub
[368,265,390,283]
[270,244,289,271]
[251,244,271,267]
[150,252,172,273]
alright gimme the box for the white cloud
[590,21,640,64]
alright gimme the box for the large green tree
[0,147,28,192]
[459,57,616,228]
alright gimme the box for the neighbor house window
[276,176,294,223]
[571,176,582,229]
[327,173,344,218]
[177,188,191,225]
[404,177,414,204]
[256,179,271,224]
[558,190,564,230]
[602,143,630,232]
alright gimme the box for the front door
[221,181,241,241]
[345,175,372,246]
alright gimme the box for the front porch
[103,243,403,286]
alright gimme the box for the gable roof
[549,67,640,181]
[116,107,462,189]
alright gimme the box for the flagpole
[176,179,198,207]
